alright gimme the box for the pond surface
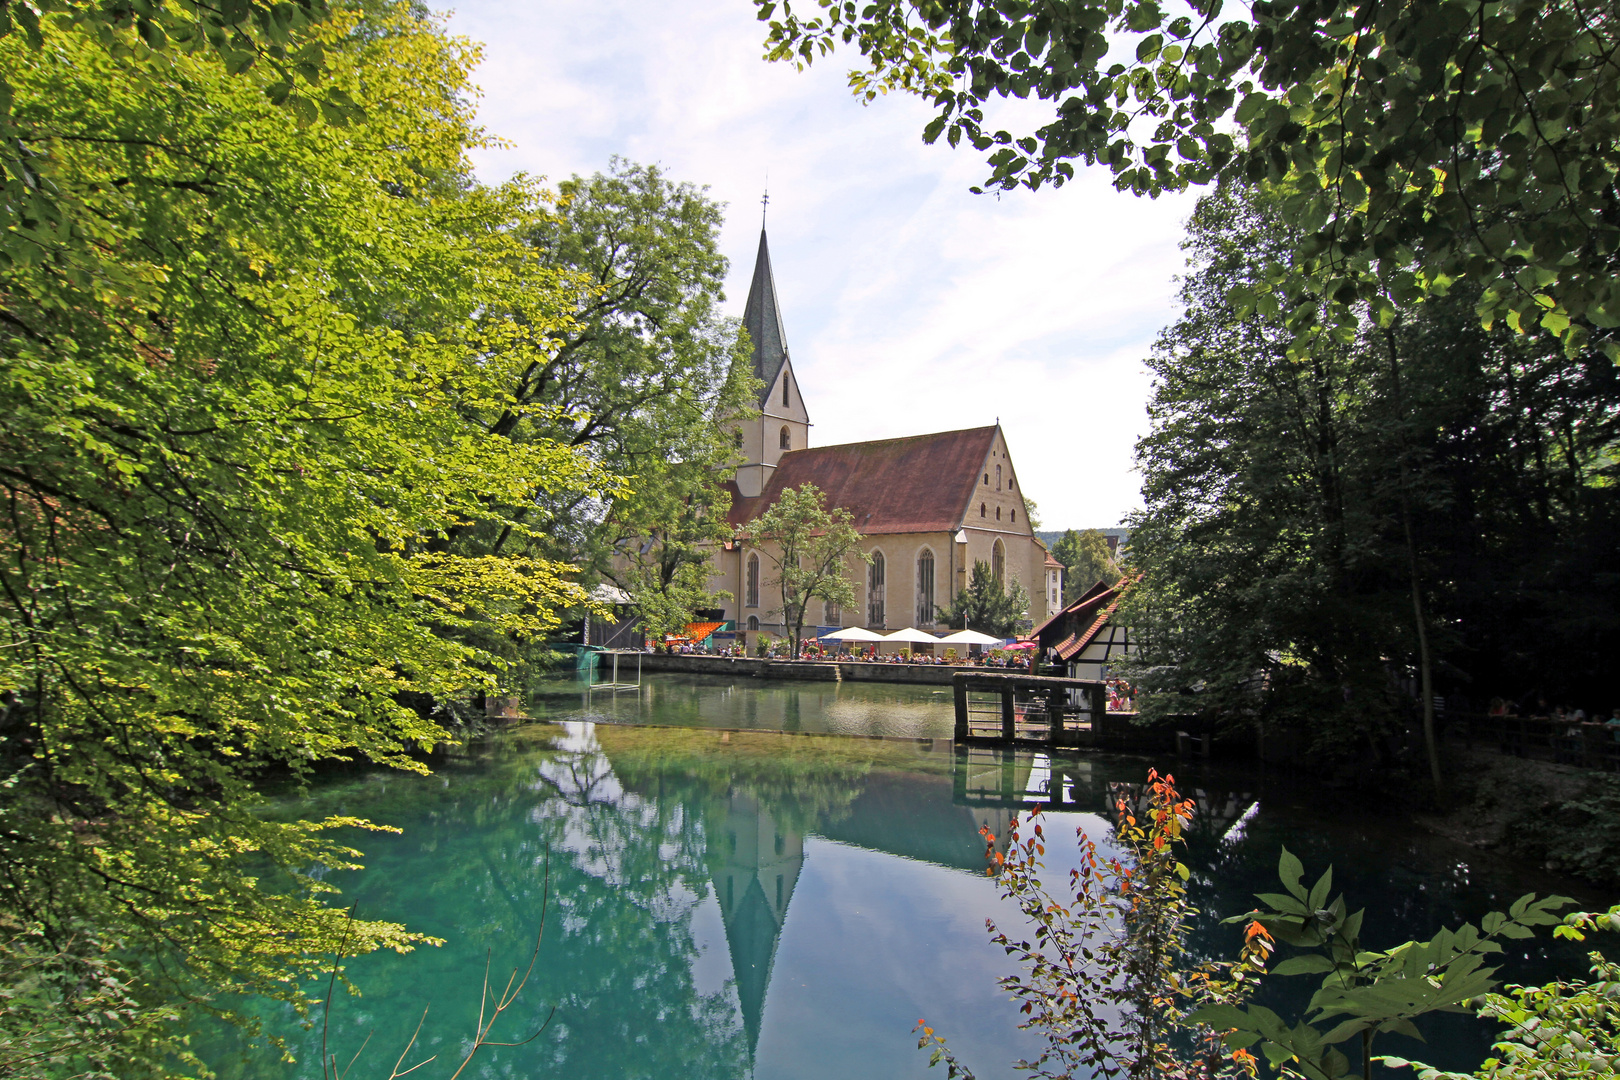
[206,675,1598,1080]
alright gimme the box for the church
[708,228,1061,642]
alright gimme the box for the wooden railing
[1447,712,1620,771]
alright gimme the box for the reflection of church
[711,789,803,1057]
[710,229,1063,639]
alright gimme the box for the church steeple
[742,229,791,407]
[730,226,810,499]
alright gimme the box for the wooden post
[953,676,969,741]
[1002,686,1016,742]
[1000,746,1018,802]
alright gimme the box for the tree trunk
[1403,506,1442,796]
[1383,323,1443,797]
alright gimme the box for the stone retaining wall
[636,652,977,686]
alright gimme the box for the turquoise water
[205,675,1599,1079]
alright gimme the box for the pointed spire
[742,229,790,407]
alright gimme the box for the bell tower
[732,227,809,497]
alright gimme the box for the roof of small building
[728,425,999,534]
[1031,576,1134,660]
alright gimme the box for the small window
[779,426,790,450]
[868,551,886,627]
[996,506,1001,520]
[783,378,790,407]
[980,503,986,518]
[746,553,760,608]
[1010,478,1016,491]
[996,464,1002,491]
[733,429,743,449]
[747,615,759,631]
[916,549,936,626]
[983,473,989,485]
[1011,509,1017,522]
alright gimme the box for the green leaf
[1278,847,1306,901]
[1272,954,1337,977]
[1307,867,1333,912]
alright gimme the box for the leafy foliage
[0,5,603,1072]
[938,559,1030,637]
[745,484,869,658]
[436,158,754,660]
[1382,907,1620,1080]
[917,771,1265,1079]
[757,0,1620,357]
[1051,528,1120,604]
[1122,182,1620,756]
[1193,850,1571,1079]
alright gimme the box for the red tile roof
[728,426,999,534]
[1032,576,1135,660]
[1055,602,1118,661]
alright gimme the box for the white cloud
[434,0,1197,528]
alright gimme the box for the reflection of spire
[712,790,803,1059]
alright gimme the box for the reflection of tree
[207,724,888,1080]
[595,725,873,838]
[207,725,751,1080]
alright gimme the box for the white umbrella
[881,627,940,659]
[820,627,885,642]
[936,628,1004,646]
[881,627,941,643]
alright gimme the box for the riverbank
[1416,747,1620,889]
[636,651,1011,685]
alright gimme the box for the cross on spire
[761,188,770,227]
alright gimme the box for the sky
[431,0,1201,529]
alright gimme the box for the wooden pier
[952,671,1108,746]
[589,649,644,693]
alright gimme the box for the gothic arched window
[746,553,760,608]
[747,615,760,631]
[1011,509,1017,522]
[980,503,986,518]
[783,378,790,407]
[992,539,1005,585]
[996,506,1001,520]
[916,549,936,627]
[867,550,886,627]
[779,426,791,450]
[996,464,1002,491]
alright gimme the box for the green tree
[0,5,599,1072]
[756,0,1620,358]
[745,485,869,659]
[448,158,758,661]
[1052,528,1120,604]
[1123,182,1620,771]
[939,560,1030,638]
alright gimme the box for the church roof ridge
[728,424,1001,534]
[782,423,1000,457]
[742,228,791,407]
